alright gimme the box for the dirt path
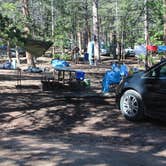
[0,57,165,166]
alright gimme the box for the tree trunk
[114,0,119,60]
[112,31,117,59]
[83,0,90,51]
[77,31,82,54]
[22,0,36,67]
[7,41,12,62]
[92,0,100,63]
[15,45,20,65]
[26,52,35,66]
[51,0,54,37]
[144,0,149,69]
[22,0,30,16]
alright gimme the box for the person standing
[87,40,95,65]
[73,46,80,64]
[83,48,89,63]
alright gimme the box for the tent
[134,45,146,56]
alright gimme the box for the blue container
[75,71,85,81]
[84,53,89,61]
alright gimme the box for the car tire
[120,90,144,121]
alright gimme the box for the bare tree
[21,0,35,67]
[83,0,91,51]
[144,0,149,69]
[92,0,100,63]
[7,40,12,62]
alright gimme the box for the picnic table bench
[53,67,79,83]
[41,67,85,90]
[0,68,22,87]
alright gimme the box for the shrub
[53,53,71,61]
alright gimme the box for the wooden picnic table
[53,67,78,83]
[42,66,85,85]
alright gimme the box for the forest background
[0,0,166,67]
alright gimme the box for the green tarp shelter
[24,39,53,57]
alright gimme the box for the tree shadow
[0,131,165,166]
[0,57,165,165]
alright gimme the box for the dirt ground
[0,56,165,166]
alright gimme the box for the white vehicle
[100,42,110,56]
[124,48,135,58]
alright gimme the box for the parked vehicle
[0,47,26,57]
[100,48,110,56]
[10,48,26,57]
[116,60,166,121]
[100,42,110,56]
[124,48,135,58]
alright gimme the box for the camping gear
[51,59,70,68]
[102,63,129,93]
[3,61,12,69]
[75,71,85,81]
[84,79,90,87]
[23,66,43,73]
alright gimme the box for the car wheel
[120,90,144,121]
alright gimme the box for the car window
[145,69,157,77]
[144,62,166,78]
[159,64,166,78]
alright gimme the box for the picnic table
[53,67,78,83]
[41,66,85,91]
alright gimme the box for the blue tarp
[23,66,43,73]
[0,45,7,50]
[102,63,128,93]
[157,46,166,53]
[120,64,128,76]
[51,59,70,68]
[0,61,12,69]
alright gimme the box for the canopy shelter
[146,45,157,52]
[24,39,53,57]
[134,44,166,56]
[134,45,146,56]
[157,46,166,53]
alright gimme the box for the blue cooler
[84,53,89,61]
[75,71,85,81]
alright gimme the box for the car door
[157,64,166,111]
[143,62,166,116]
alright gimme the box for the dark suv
[116,60,166,121]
